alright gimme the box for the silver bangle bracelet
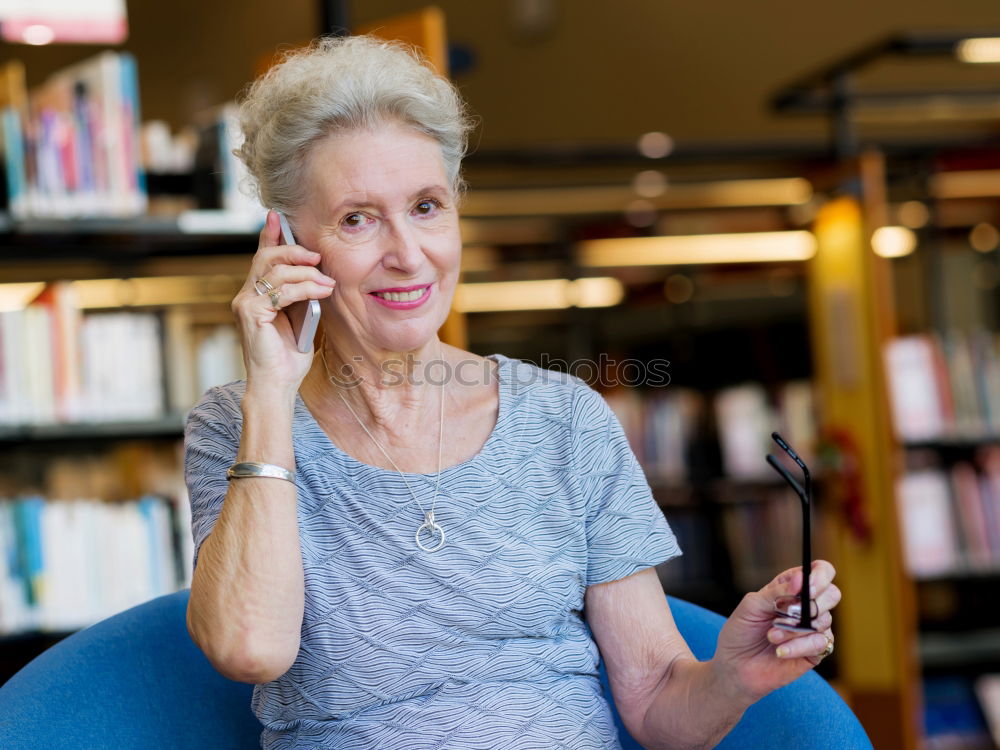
[226,462,296,484]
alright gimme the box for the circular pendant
[415,511,446,552]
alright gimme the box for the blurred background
[4,1,1000,747]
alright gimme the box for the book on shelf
[32,283,84,423]
[194,323,245,401]
[0,51,146,220]
[604,386,702,482]
[720,490,805,592]
[603,380,816,484]
[602,381,818,594]
[190,102,263,218]
[885,331,1000,443]
[715,384,775,480]
[897,468,962,578]
[0,494,185,635]
[715,381,817,479]
[885,335,952,443]
[139,120,197,176]
[975,674,1000,750]
[0,60,28,218]
[0,286,246,427]
[923,676,993,750]
[896,449,1000,578]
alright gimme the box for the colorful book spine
[0,496,183,635]
[886,331,1000,442]
[2,51,148,218]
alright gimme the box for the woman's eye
[342,212,367,229]
[414,199,440,216]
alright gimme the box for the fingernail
[776,646,788,658]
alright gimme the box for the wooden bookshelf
[0,417,185,444]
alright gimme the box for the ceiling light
[632,170,668,198]
[970,222,1000,253]
[871,226,917,258]
[897,201,930,229]
[637,132,674,159]
[577,231,817,267]
[956,37,1000,63]
[462,178,813,217]
[453,277,623,312]
[573,277,625,307]
[663,274,694,304]
[21,24,55,45]
[928,170,1000,199]
[70,275,241,308]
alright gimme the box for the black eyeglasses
[766,431,817,633]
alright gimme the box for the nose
[381,217,424,273]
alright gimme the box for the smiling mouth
[370,286,430,302]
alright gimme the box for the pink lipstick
[369,283,433,310]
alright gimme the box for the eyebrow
[330,184,451,214]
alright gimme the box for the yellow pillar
[808,193,920,749]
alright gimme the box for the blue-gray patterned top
[184,353,682,749]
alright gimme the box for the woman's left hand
[712,560,841,703]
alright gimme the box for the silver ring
[820,636,834,659]
[268,289,281,310]
[416,519,446,553]
[254,278,275,296]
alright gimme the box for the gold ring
[268,289,281,310]
[820,636,834,659]
[254,278,275,296]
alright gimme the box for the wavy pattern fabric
[184,353,682,749]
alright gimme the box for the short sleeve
[572,384,683,586]
[183,385,243,572]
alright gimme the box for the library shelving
[0,416,184,443]
[839,142,1000,748]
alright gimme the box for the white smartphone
[275,210,322,353]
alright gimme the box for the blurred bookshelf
[0,416,184,443]
[866,142,1000,748]
[0,44,251,665]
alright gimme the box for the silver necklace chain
[320,343,446,552]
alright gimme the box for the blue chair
[0,590,872,749]
[599,597,873,749]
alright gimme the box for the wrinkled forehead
[305,124,450,209]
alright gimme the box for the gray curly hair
[233,35,476,218]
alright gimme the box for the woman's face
[297,122,461,356]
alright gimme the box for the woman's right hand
[232,209,336,394]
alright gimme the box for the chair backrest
[0,589,872,750]
[0,589,258,750]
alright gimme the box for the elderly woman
[184,35,840,750]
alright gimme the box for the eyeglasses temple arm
[766,451,813,630]
[766,454,806,499]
